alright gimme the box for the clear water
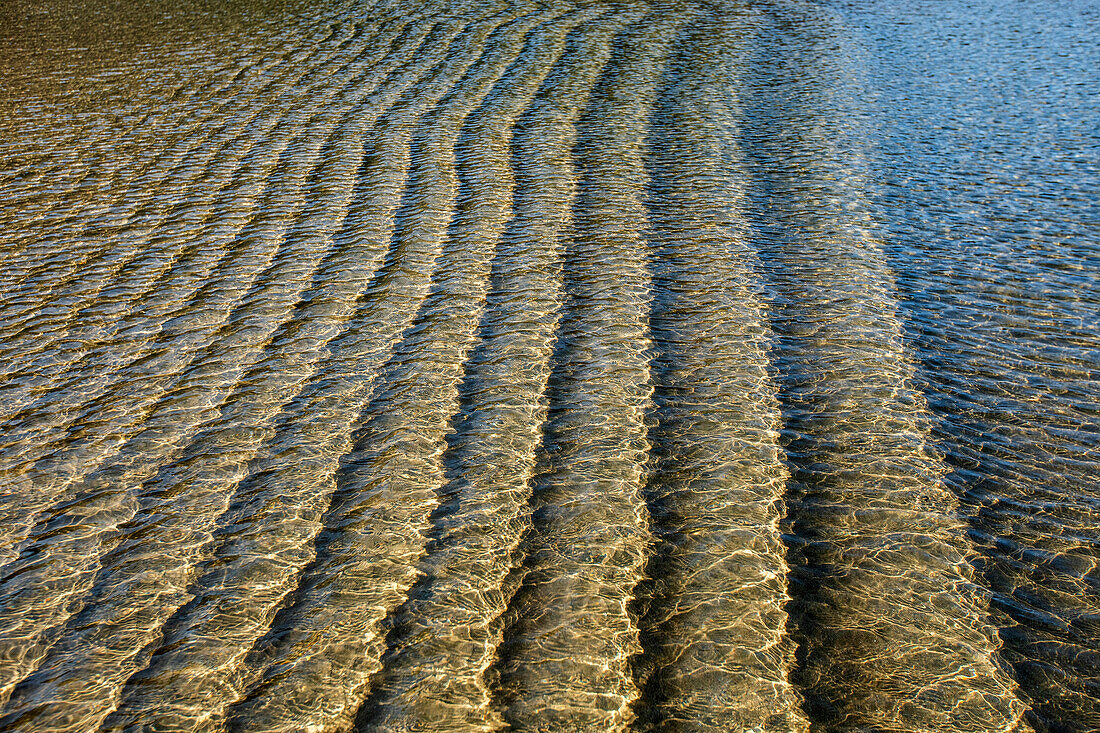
[0,0,1095,731]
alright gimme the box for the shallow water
[0,0,1096,731]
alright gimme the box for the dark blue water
[861,3,1099,729]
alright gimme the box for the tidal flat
[0,0,1096,731]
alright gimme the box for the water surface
[0,0,1096,731]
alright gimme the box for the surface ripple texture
[0,0,1096,731]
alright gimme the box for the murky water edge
[0,0,1096,731]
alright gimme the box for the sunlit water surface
[0,0,1096,731]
